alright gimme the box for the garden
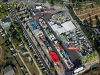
[74,3,100,27]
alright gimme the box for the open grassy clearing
[0,35,4,45]
[15,55,28,73]
[20,49,39,75]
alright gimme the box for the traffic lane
[11,11,52,75]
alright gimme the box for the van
[96,29,100,34]
[0,29,3,32]
[2,34,5,37]
[74,66,85,74]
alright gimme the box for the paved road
[10,9,52,75]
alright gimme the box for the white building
[61,21,76,31]
[48,22,66,35]
[48,21,76,35]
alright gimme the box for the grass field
[21,51,39,75]
[0,35,4,45]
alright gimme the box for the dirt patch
[0,46,4,62]
[74,3,100,27]
[0,36,4,45]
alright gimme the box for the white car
[10,48,14,51]
[0,29,3,33]
[2,34,5,37]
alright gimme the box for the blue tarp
[30,21,40,29]
[63,53,68,58]
[30,9,34,13]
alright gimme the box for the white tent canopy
[61,21,76,31]
[50,23,66,35]
[36,6,42,10]
[56,27,66,35]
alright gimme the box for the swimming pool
[4,23,10,27]
[30,21,40,29]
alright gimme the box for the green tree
[75,1,82,10]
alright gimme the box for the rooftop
[1,18,11,23]
[3,65,15,75]
[21,48,27,53]
[61,21,76,31]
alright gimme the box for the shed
[1,18,11,23]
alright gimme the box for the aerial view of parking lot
[0,0,100,75]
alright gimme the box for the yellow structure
[56,65,60,70]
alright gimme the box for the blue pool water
[30,21,40,29]
[4,23,10,27]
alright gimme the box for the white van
[74,66,85,74]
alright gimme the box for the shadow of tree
[96,20,100,26]
[83,19,89,25]
[89,17,93,26]
[95,15,100,26]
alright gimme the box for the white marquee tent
[61,21,76,31]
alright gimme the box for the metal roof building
[61,21,76,31]
[56,27,66,35]
[48,22,66,35]
[3,65,15,75]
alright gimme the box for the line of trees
[48,0,63,6]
